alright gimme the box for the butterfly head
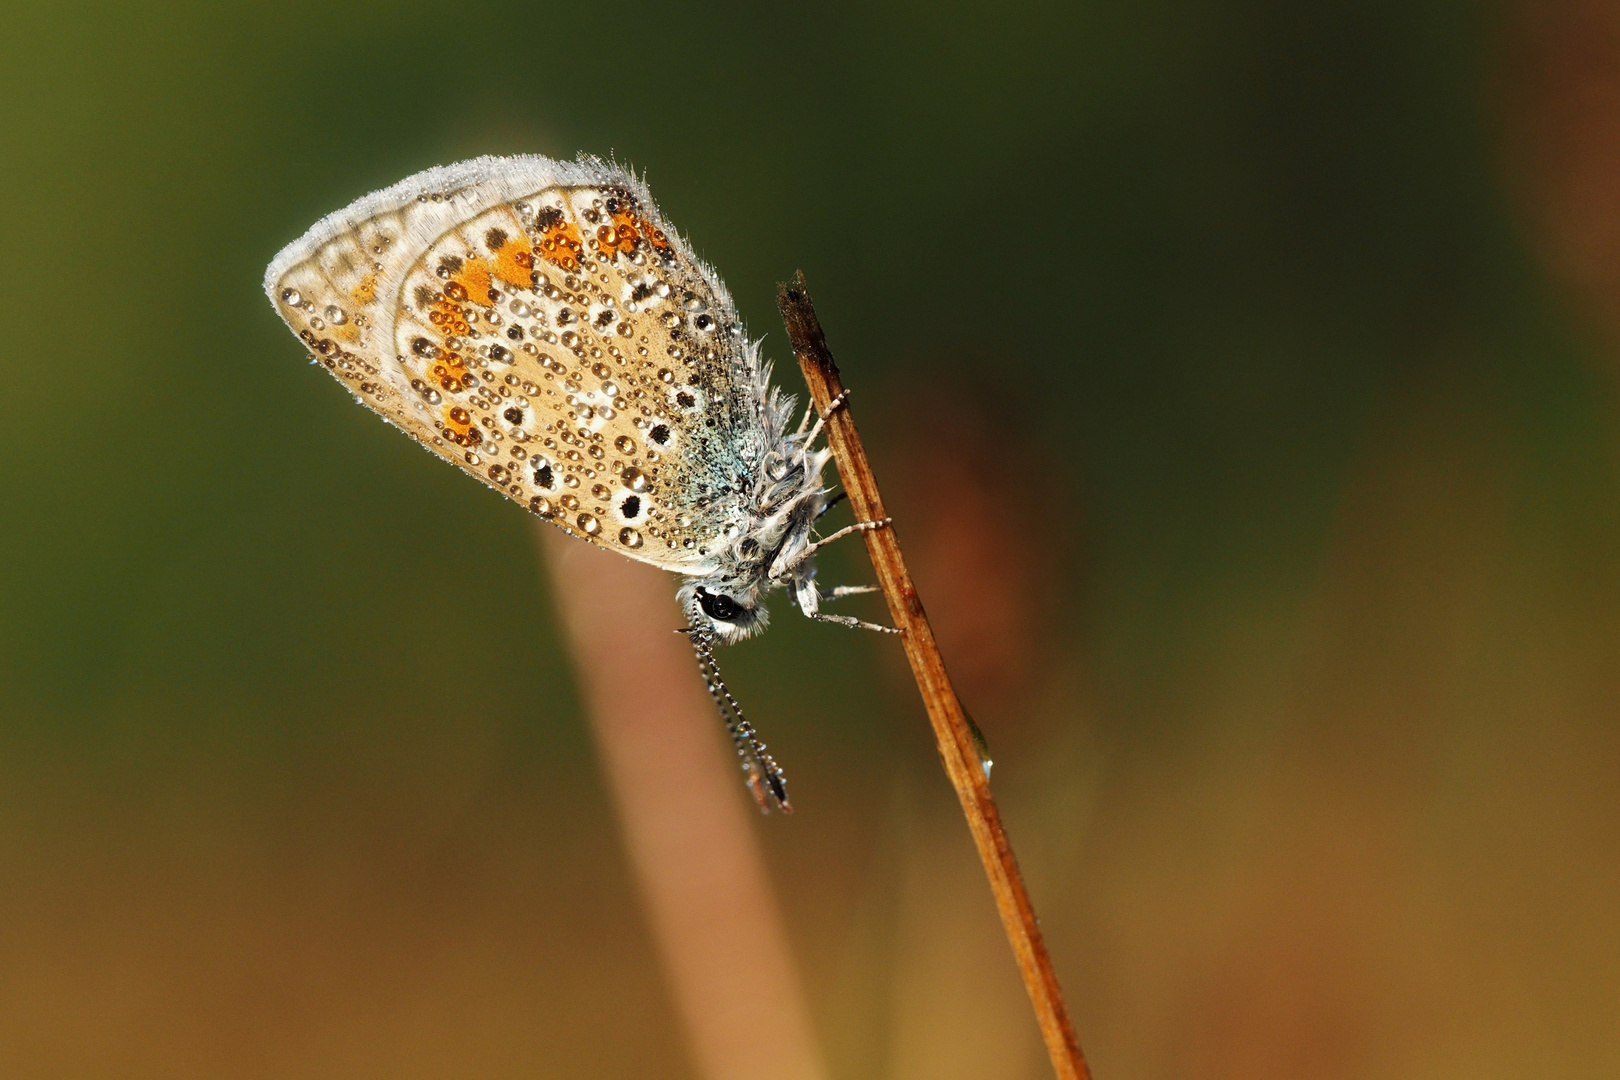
[679,580,769,645]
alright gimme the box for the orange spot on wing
[638,217,672,255]
[449,258,494,305]
[428,294,470,337]
[351,272,378,305]
[425,348,469,393]
[442,403,482,447]
[493,239,536,287]
[597,209,642,258]
[535,212,583,272]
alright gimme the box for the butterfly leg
[809,612,901,634]
[821,584,880,600]
[800,389,851,455]
[793,400,816,437]
[794,575,900,635]
[788,516,892,571]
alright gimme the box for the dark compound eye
[698,589,740,621]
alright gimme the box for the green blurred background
[4,1,1619,1077]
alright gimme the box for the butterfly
[264,154,895,812]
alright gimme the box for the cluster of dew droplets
[384,184,753,557]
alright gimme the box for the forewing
[264,155,770,573]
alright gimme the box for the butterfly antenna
[684,617,792,814]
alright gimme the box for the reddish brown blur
[1499,1,1620,345]
[875,382,1063,725]
[861,382,1079,1080]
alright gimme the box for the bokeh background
[4,1,1620,1077]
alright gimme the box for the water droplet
[280,288,302,306]
[677,513,693,527]
[530,496,554,516]
[615,435,636,454]
[602,381,619,397]
[591,484,611,500]
[561,493,580,510]
[621,467,648,492]
[578,513,601,536]
[325,305,348,324]
[619,528,643,548]
[658,368,674,383]
[309,317,325,330]
[592,361,611,378]
[464,452,481,465]
[510,299,531,317]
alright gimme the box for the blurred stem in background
[535,525,828,1080]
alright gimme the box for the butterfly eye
[698,589,741,622]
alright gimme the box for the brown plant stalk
[777,272,1093,1080]
[536,528,829,1080]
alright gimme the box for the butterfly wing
[264,155,775,574]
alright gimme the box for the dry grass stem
[536,526,828,1080]
[777,273,1093,1080]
